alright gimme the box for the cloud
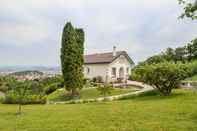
[0,22,51,45]
[0,0,196,65]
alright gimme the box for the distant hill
[0,66,61,75]
[9,70,44,76]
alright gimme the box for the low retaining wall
[180,81,197,89]
[48,85,154,104]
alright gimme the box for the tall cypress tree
[61,22,84,97]
[75,28,85,89]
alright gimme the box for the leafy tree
[174,47,187,62]
[163,48,175,61]
[29,81,45,98]
[132,62,187,96]
[0,76,17,93]
[12,81,29,114]
[179,0,197,20]
[187,38,197,61]
[146,55,166,64]
[61,22,84,97]
[97,84,113,98]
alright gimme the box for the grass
[0,89,197,131]
[184,75,197,82]
[47,87,138,101]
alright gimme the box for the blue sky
[0,0,197,66]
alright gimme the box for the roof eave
[84,62,111,65]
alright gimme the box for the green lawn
[184,75,197,81]
[47,87,138,101]
[0,89,197,131]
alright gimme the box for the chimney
[113,46,116,57]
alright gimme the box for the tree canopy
[179,0,197,20]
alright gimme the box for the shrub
[97,84,113,98]
[0,96,4,103]
[44,83,60,95]
[132,62,187,96]
[3,91,46,104]
[92,76,103,83]
[0,85,9,93]
[116,78,124,83]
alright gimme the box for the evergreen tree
[61,22,85,97]
[75,28,85,90]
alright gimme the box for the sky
[0,0,197,67]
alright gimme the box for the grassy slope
[47,87,137,101]
[1,89,197,131]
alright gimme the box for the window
[112,68,116,77]
[87,67,90,74]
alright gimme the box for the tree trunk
[18,104,22,115]
[71,89,78,99]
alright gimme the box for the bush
[44,83,60,95]
[0,96,4,103]
[0,85,9,93]
[92,76,103,83]
[3,91,46,104]
[132,62,187,96]
[97,84,113,98]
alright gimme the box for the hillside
[0,89,197,131]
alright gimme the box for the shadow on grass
[119,90,186,102]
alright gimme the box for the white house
[84,47,135,82]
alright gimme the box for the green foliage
[0,85,9,93]
[132,62,187,96]
[3,81,46,105]
[97,84,113,97]
[178,0,197,20]
[44,83,61,95]
[184,74,197,81]
[0,76,17,93]
[174,47,187,62]
[187,38,197,61]
[39,75,64,86]
[136,38,197,67]
[163,47,176,61]
[0,96,3,103]
[92,76,103,83]
[3,91,46,104]
[61,22,84,97]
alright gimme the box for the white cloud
[0,20,52,45]
[0,0,196,65]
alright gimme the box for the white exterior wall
[84,55,134,82]
[109,55,134,82]
[84,64,109,82]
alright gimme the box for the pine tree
[61,22,84,97]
